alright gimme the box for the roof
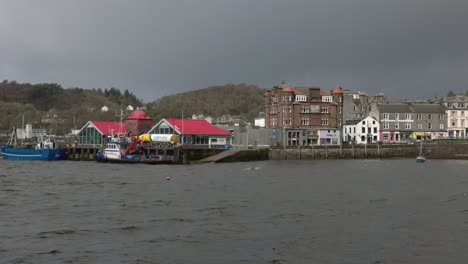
[89,121,126,136]
[320,89,330,96]
[126,110,152,120]
[165,118,231,135]
[331,86,344,94]
[344,119,362,126]
[377,103,411,113]
[411,104,445,114]
[282,86,295,93]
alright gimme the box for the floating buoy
[166,176,171,181]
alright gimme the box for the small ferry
[95,134,178,164]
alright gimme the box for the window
[301,105,310,113]
[439,114,445,120]
[372,120,376,125]
[405,113,411,120]
[295,95,307,102]
[447,103,453,108]
[462,120,465,127]
[395,123,400,129]
[321,107,329,113]
[462,111,465,116]
[383,113,389,120]
[452,111,456,117]
[283,118,292,126]
[428,114,432,120]
[451,120,456,126]
[373,127,377,133]
[321,119,329,126]
[405,123,411,129]
[440,123,445,129]
[383,122,389,129]
[362,127,365,133]
[362,121,366,125]
[338,106,342,114]
[417,124,422,129]
[396,113,400,120]
[283,105,292,113]
[416,114,422,120]
[353,106,357,111]
[428,123,432,129]
[301,117,309,126]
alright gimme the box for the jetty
[198,149,243,163]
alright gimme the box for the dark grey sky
[1,0,468,101]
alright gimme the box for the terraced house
[369,103,447,143]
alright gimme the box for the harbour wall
[268,143,468,160]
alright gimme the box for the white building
[16,123,47,140]
[343,116,380,144]
[443,95,468,138]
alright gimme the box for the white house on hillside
[343,116,380,144]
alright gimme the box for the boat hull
[1,147,67,161]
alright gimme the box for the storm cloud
[1,0,468,101]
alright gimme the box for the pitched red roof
[331,86,343,94]
[91,121,126,135]
[165,118,231,135]
[126,110,152,120]
[282,86,295,93]
[320,89,330,96]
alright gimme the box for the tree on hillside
[447,90,456,97]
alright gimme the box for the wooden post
[352,143,355,158]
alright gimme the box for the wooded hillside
[146,84,265,122]
[0,80,142,134]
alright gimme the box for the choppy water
[1,159,468,264]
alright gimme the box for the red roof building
[149,118,232,146]
[77,121,126,145]
[125,110,154,136]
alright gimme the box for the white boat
[416,140,426,163]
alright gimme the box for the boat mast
[21,114,24,145]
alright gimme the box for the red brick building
[264,85,340,145]
[125,110,154,136]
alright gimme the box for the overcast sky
[1,0,468,101]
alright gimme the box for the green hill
[0,80,142,134]
[146,84,265,122]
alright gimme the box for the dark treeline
[0,80,142,134]
[146,83,265,122]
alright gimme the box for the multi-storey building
[264,85,339,145]
[369,103,447,143]
[411,104,447,140]
[443,95,468,138]
[331,86,386,128]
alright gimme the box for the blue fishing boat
[0,129,66,161]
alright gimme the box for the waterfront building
[264,85,339,145]
[371,103,413,143]
[148,118,232,148]
[77,121,126,146]
[318,128,341,145]
[342,116,380,144]
[334,87,386,127]
[411,104,447,140]
[125,110,154,136]
[443,95,468,138]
